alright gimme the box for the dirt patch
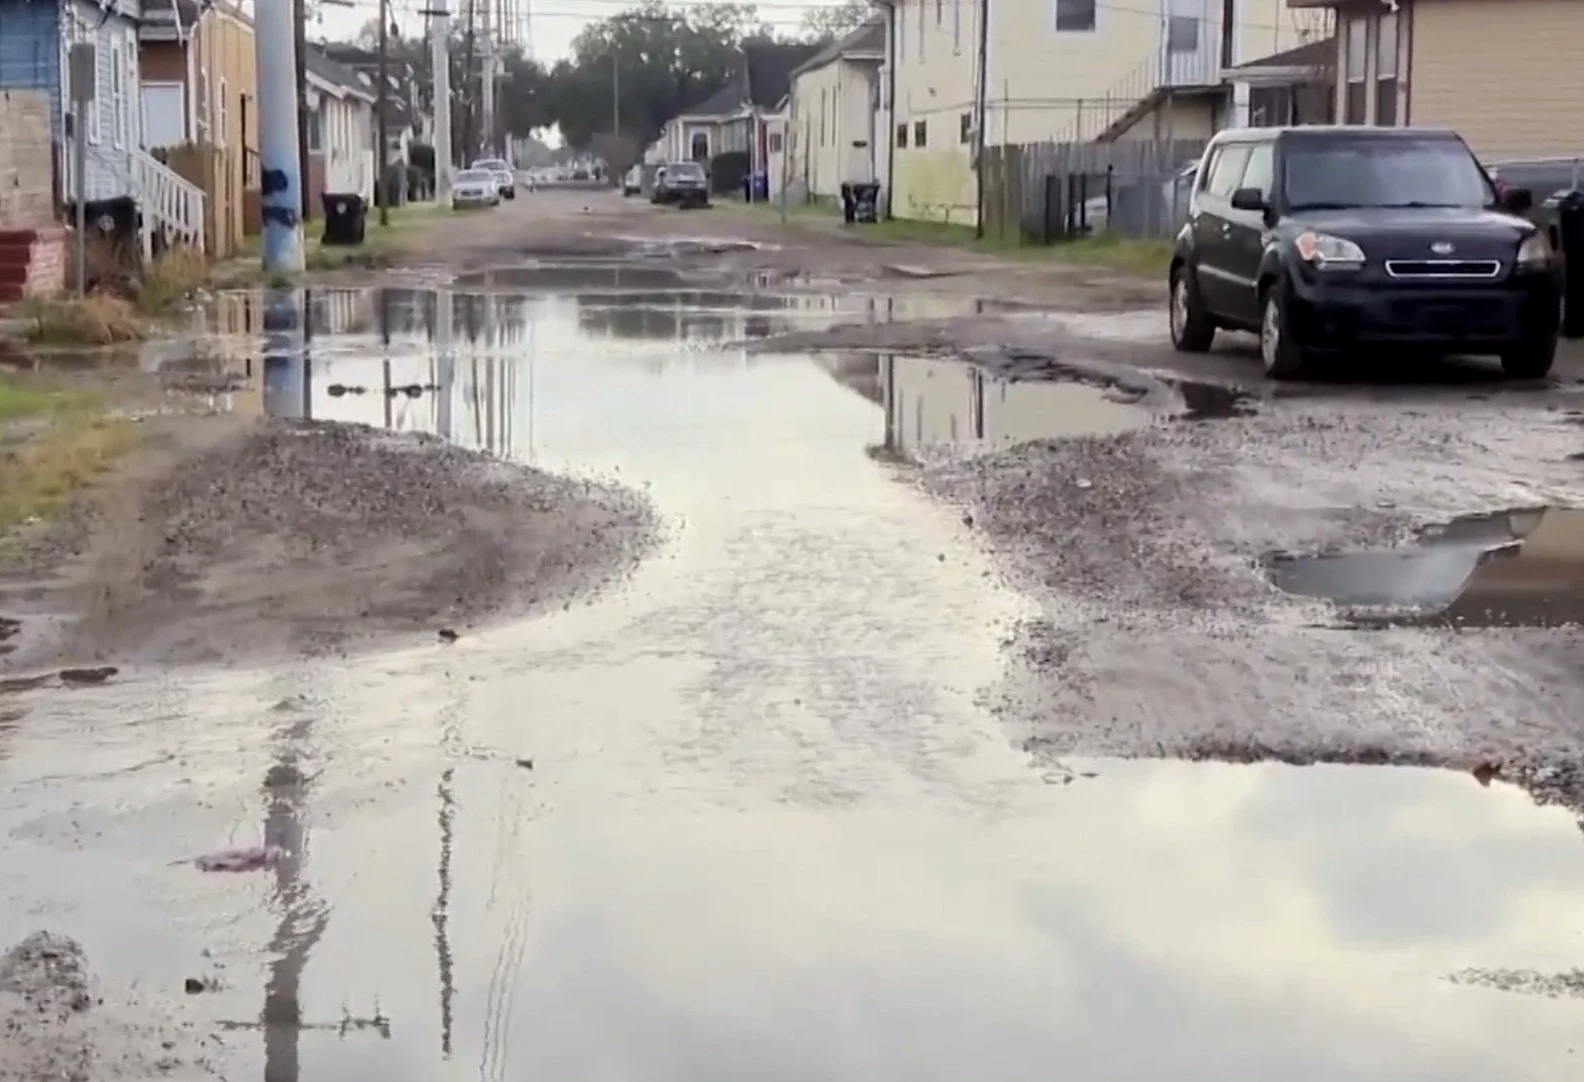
[0,931,215,1082]
[5,417,654,668]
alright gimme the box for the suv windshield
[668,163,704,179]
[1283,137,1494,211]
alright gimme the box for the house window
[1344,15,1368,124]
[960,112,972,143]
[307,106,323,152]
[896,122,908,148]
[917,0,924,60]
[1375,10,1399,126]
[935,0,942,23]
[125,38,139,147]
[913,120,927,147]
[109,40,125,148]
[819,88,827,145]
[218,78,229,148]
[769,131,783,154]
[196,69,210,142]
[952,0,961,52]
[1167,16,1199,54]
[1055,0,1097,32]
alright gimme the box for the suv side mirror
[1230,187,1267,213]
[1500,186,1535,214]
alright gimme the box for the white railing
[133,148,206,254]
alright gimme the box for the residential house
[785,19,884,202]
[657,40,821,189]
[1222,35,1334,127]
[1289,0,1576,161]
[321,43,430,169]
[304,46,375,209]
[762,99,788,201]
[876,0,1328,223]
[0,0,205,254]
[139,0,256,258]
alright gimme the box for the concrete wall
[0,90,58,227]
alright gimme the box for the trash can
[752,172,769,201]
[848,181,880,224]
[321,193,367,246]
[1551,189,1584,339]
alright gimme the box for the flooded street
[7,262,1584,1079]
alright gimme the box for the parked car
[652,161,708,208]
[622,165,643,197]
[471,158,515,200]
[1169,125,1560,380]
[451,168,500,210]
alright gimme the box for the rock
[438,628,459,644]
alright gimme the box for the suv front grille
[1384,259,1502,280]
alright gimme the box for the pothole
[1265,506,1584,628]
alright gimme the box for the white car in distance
[451,169,500,210]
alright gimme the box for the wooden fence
[979,137,1207,244]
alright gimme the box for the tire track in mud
[477,770,532,1082]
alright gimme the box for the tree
[799,0,870,40]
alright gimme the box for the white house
[785,19,884,201]
[876,0,1328,223]
[304,47,375,205]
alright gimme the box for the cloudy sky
[312,0,839,63]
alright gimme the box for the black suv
[1169,126,1561,379]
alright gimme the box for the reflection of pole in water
[261,286,309,420]
[484,293,497,454]
[437,288,454,441]
[261,717,329,1082]
[432,767,456,1055]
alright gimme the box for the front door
[1221,140,1275,327]
[1190,143,1251,319]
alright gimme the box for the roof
[790,19,886,79]
[743,40,822,108]
[1230,37,1334,71]
[680,77,748,120]
[305,46,377,103]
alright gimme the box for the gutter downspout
[875,0,897,220]
[973,0,989,239]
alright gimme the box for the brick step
[0,280,24,302]
[0,242,33,265]
[0,264,27,286]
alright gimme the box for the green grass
[746,199,1170,276]
[0,378,88,422]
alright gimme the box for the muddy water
[4,277,1584,1079]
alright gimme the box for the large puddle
[2,276,1583,1079]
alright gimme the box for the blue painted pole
[256,0,305,272]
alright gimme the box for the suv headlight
[1517,231,1554,269]
[1294,231,1366,270]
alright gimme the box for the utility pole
[294,0,310,222]
[423,6,453,202]
[612,53,620,139]
[257,0,305,270]
[461,0,476,161]
[480,0,495,158]
[377,0,391,226]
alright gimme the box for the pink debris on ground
[192,845,286,872]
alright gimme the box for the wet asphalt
[7,257,1584,1078]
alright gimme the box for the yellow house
[139,0,258,258]
[786,20,885,201]
[1290,0,1580,161]
[877,0,1324,224]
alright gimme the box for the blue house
[0,0,205,253]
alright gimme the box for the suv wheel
[1259,284,1312,380]
[1501,330,1558,379]
[1169,267,1216,353]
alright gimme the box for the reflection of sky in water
[15,283,1584,1082]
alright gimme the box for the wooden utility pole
[377,0,391,225]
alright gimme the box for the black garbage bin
[1552,189,1584,339]
[849,181,880,224]
[321,193,367,246]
